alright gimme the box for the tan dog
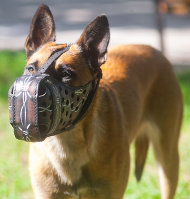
[24,4,183,199]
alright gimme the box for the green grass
[178,72,190,131]
[0,103,32,199]
[0,50,190,198]
[0,51,25,102]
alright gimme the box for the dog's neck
[30,86,104,186]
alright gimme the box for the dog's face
[24,5,110,87]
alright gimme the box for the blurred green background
[0,51,190,199]
[0,0,190,198]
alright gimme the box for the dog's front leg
[29,144,64,199]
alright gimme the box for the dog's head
[25,4,110,86]
[8,5,110,142]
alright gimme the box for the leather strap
[25,44,72,75]
[37,44,72,74]
[70,71,102,127]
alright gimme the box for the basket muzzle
[8,74,94,142]
[8,45,101,142]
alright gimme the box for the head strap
[25,44,72,75]
[38,44,72,74]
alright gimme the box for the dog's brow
[58,64,74,71]
[31,61,38,66]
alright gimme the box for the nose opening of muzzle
[8,75,53,142]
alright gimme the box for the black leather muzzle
[8,45,101,142]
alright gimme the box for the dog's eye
[28,66,34,72]
[26,64,36,74]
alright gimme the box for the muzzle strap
[25,44,72,75]
[38,44,72,74]
[70,70,102,127]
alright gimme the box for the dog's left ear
[25,4,56,58]
[77,15,110,70]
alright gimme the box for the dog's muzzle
[8,45,101,142]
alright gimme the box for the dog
[24,4,183,199]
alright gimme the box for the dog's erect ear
[25,4,55,58]
[77,15,110,70]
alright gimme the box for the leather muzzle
[8,45,101,142]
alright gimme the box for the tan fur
[27,42,183,199]
[24,6,182,199]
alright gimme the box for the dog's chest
[59,171,108,199]
[39,129,89,185]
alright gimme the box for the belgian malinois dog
[24,4,183,199]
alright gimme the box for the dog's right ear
[25,4,55,58]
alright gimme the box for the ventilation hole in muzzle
[83,89,86,94]
[77,97,80,102]
[39,85,46,96]
[71,103,74,109]
[50,105,53,110]
[66,111,69,117]
[65,89,68,95]
[75,106,79,111]
[66,100,69,106]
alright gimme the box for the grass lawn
[0,51,189,198]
